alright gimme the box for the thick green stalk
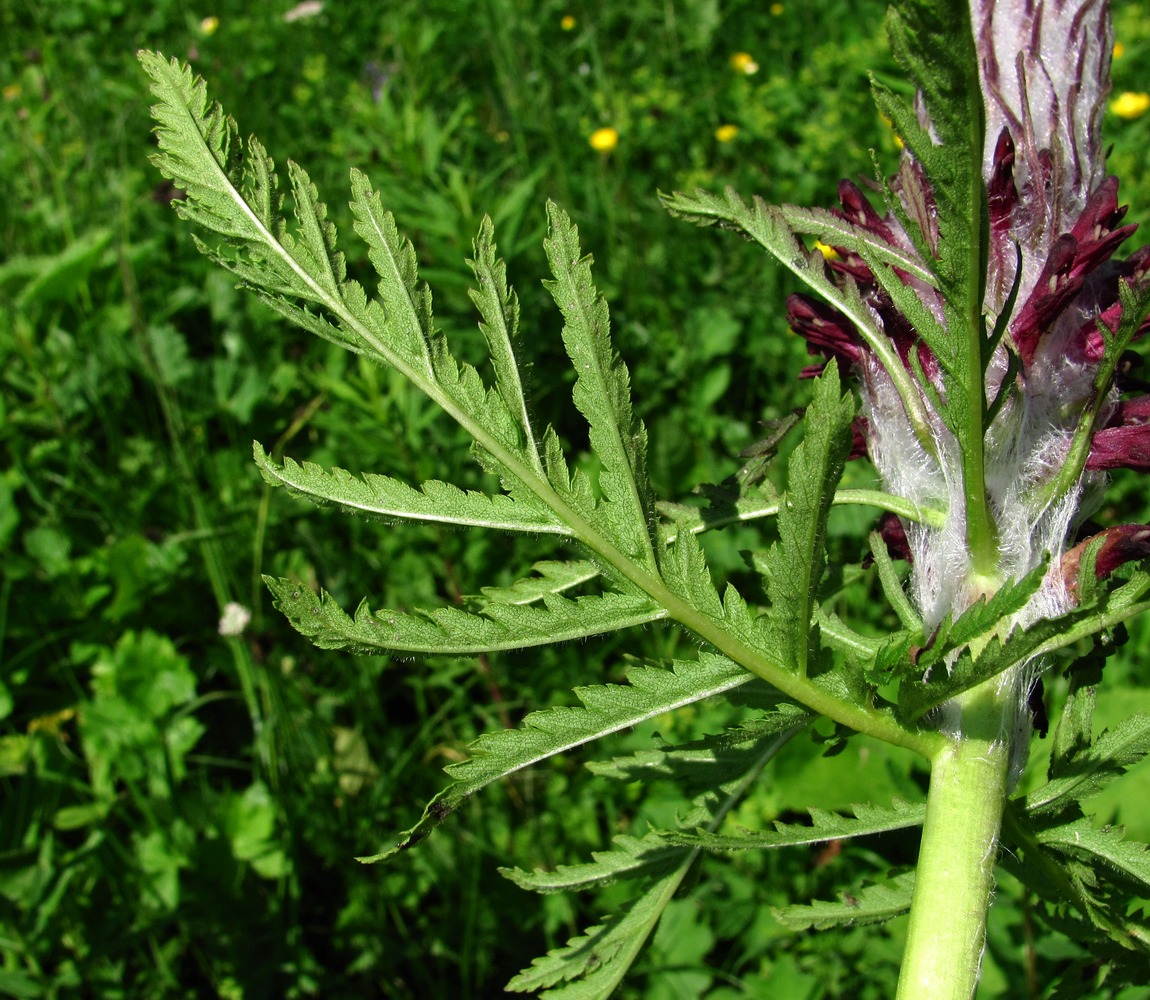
[896,682,1011,999]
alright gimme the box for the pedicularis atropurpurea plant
[141,0,1150,995]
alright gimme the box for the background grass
[3,1,1150,997]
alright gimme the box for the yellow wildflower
[1111,91,1150,119]
[589,127,618,152]
[1113,41,1125,59]
[770,2,784,14]
[2,83,20,101]
[730,52,759,75]
[813,240,839,260]
[28,708,75,737]
[714,124,739,143]
[560,14,576,31]
[199,15,219,35]
[880,113,905,149]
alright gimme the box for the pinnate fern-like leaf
[911,560,1048,674]
[253,443,567,534]
[900,572,1150,721]
[504,874,686,997]
[141,51,558,511]
[505,703,796,995]
[1038,819,1150,894]
[658,528,725,621]
[500,833,683,893]
[476,560,602,605]
[773,870,916,930]
[585,713,806,793]
[665,797,925,851]
[346,168,437,377]
[1026,715,1150,818]
[660,186,933,446]
[542,204,658,571]
[762,364,855,674]
[468,215,544,474]
[264,577,666,656]
[358,653,755,862]
[778,203,936,285]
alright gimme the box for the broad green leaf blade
[773,870,916,930]
[1037,819,1150,894]
[253,443,568,534]
[500,833,684,893]
[265,579,666,655]
[664,798,925,851]
[1026,715,1150,817]
[763,364,855,674]
[360,654,754,861]
[542,203,657,571]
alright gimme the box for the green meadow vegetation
[4,1,1150,997]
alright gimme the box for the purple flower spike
[778,0,1150,631]
[975,0,1112,309]
[787,294,865,371]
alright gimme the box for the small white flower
[218,602,252,637]
[283,1,323,23]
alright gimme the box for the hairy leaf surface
[505,710,794,995]
[500,833,683,893]
[1026,715,1150,817]
[762,364,855,674]
[1037,819,1150,895]
[504,874,685,997]
[359,654,755,862]
[773,870,916,930]
[254,443,568,533]
[477,560,603,606]
[265,578,666,655]
[542,204,658,571]
[665,798,925,851]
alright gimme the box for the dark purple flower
[782,0,1150,628]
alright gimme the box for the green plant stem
[896,682,1010,1000]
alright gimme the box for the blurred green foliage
[3,0,1150,996]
